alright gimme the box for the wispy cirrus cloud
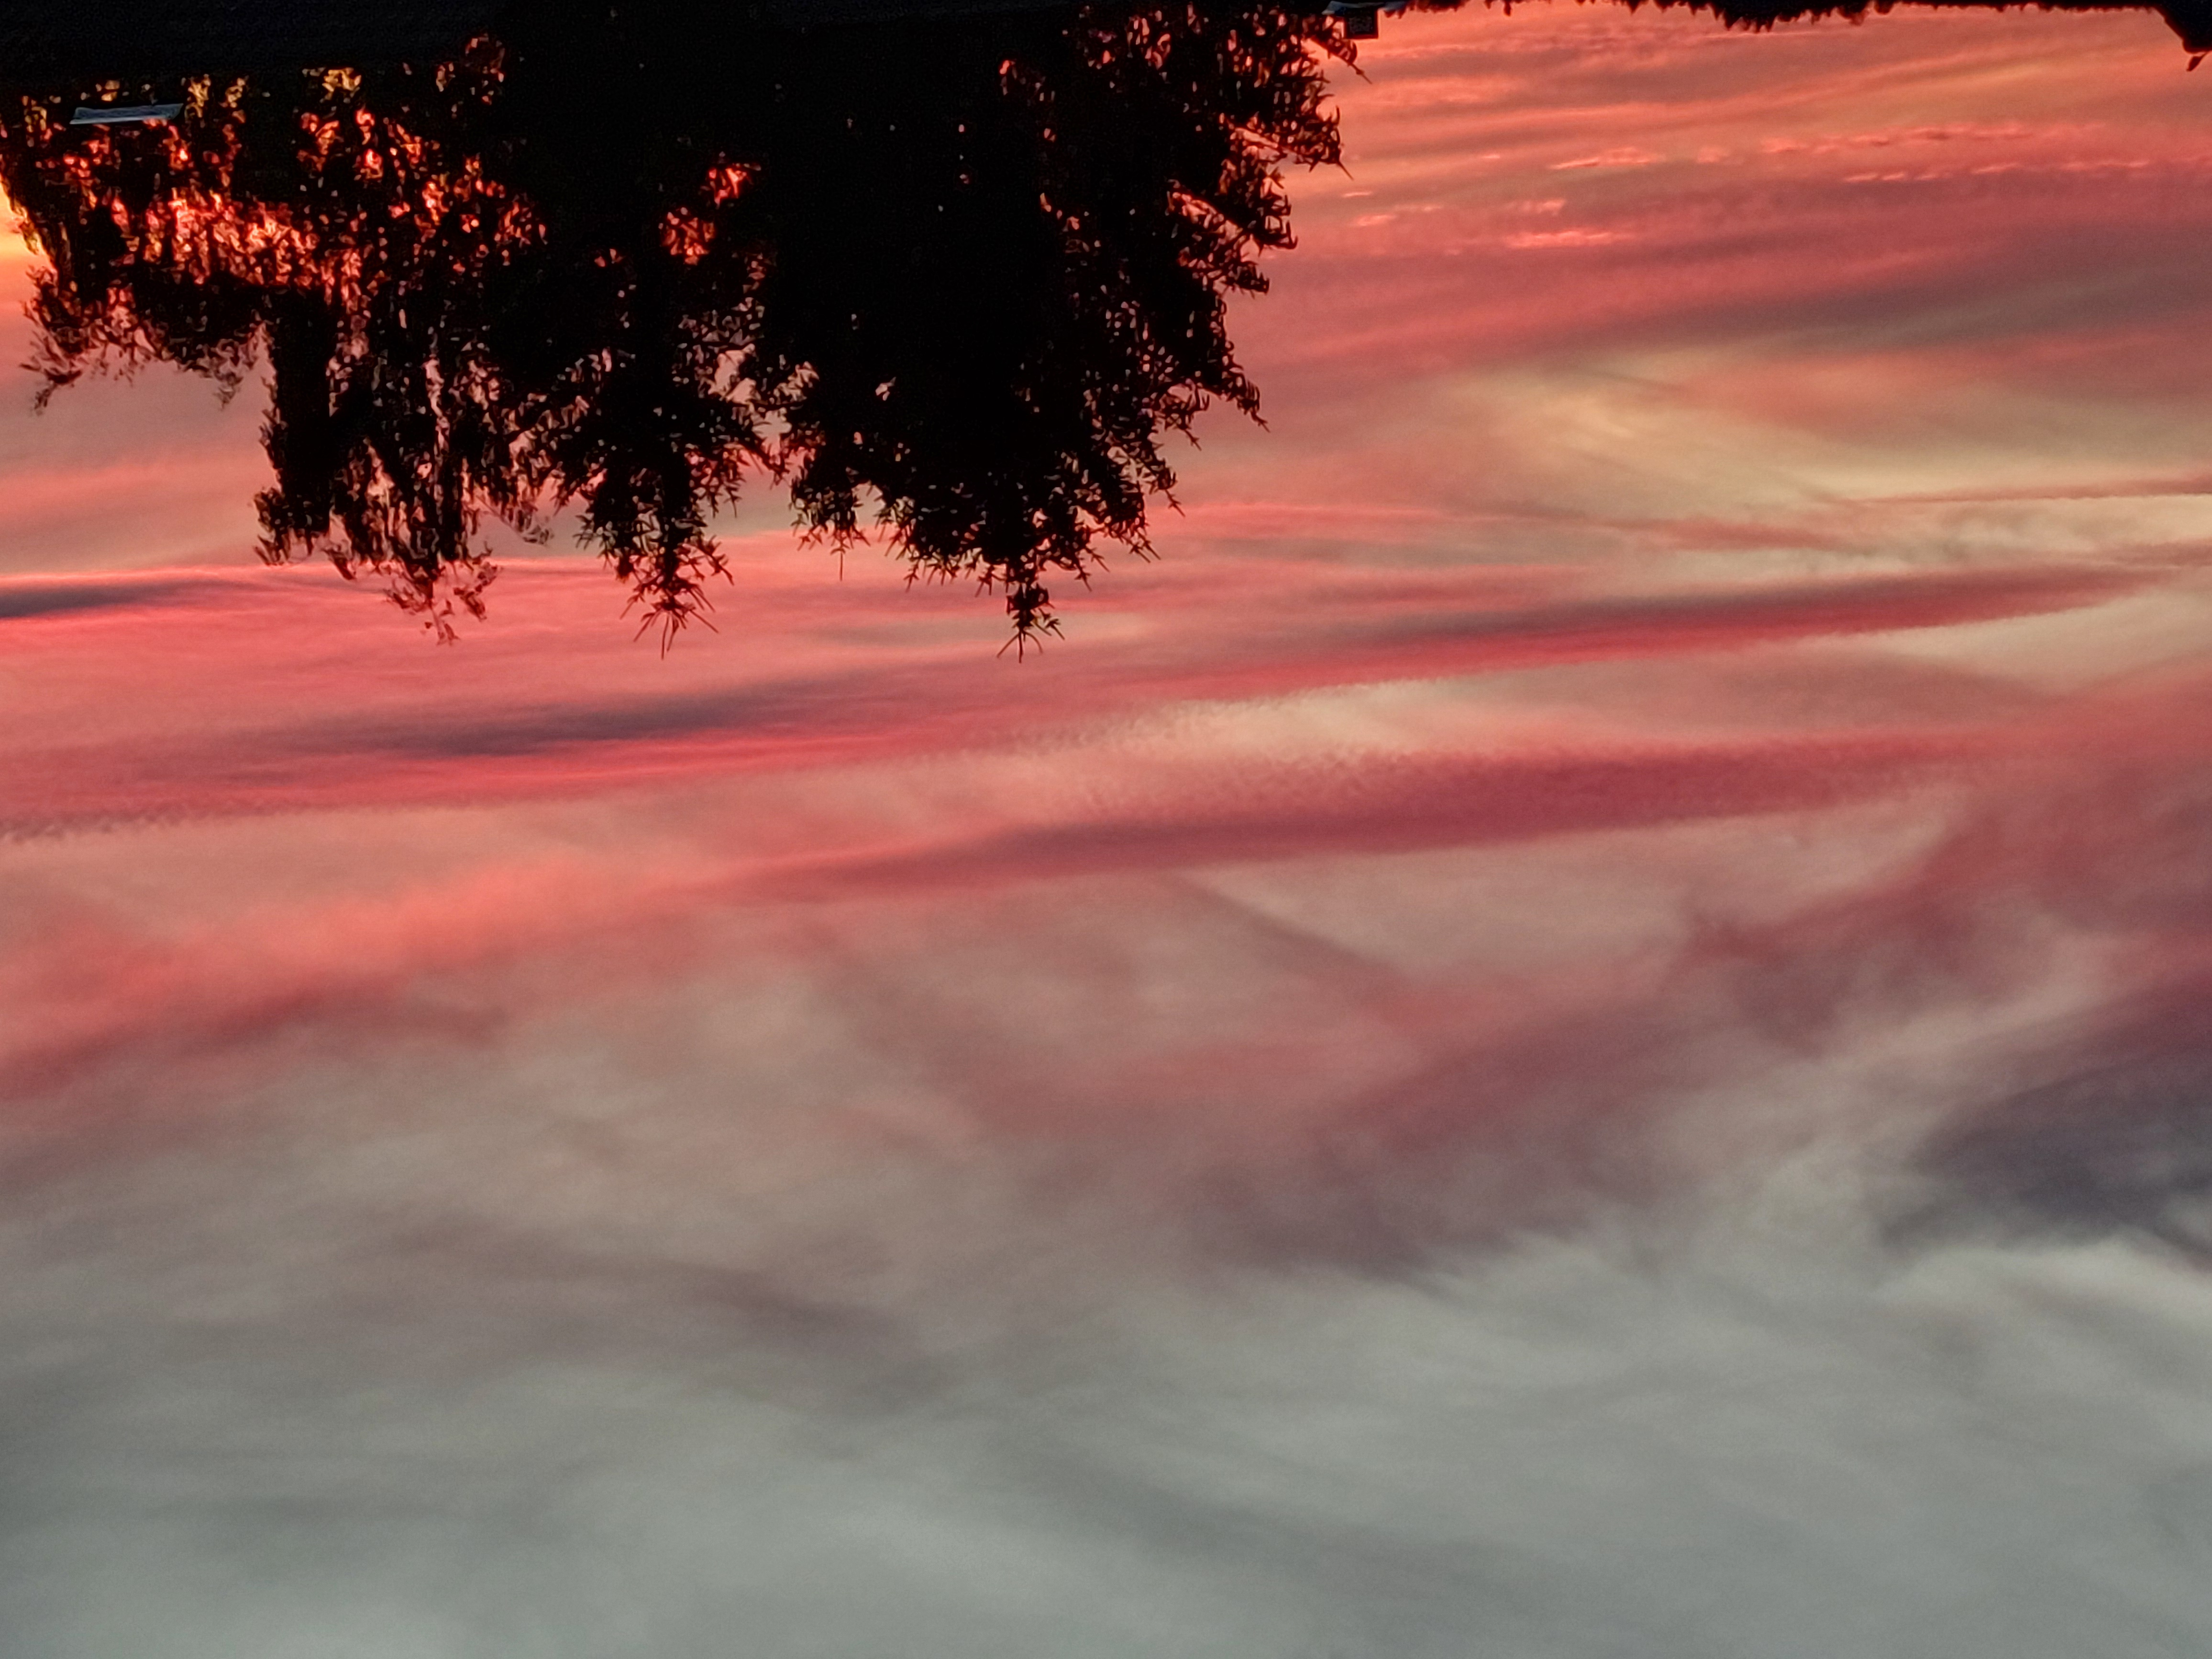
[0,556,2155,830]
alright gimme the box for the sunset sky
[6,5,2212,1654]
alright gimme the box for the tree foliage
[0,1,1354,641]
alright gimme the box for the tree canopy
[1,0,1352,641]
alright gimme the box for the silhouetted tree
[9,0,2197,643]
[0,1,1353,641]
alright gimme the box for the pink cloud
[0,557,2152,830]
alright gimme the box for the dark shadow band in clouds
[0,559,2149,834]
[0,574,195,620]
[1904,1048,2212,1254]
[316,563,2156,761]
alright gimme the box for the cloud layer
[5,5,2212,1655]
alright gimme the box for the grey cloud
[1900,1030,2212,1255]
[0,576,194,621]
[312,675,873,759]
[8,691,2212,1658]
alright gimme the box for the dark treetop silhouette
[1,0,1349,641]
[0,0,2204,642]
